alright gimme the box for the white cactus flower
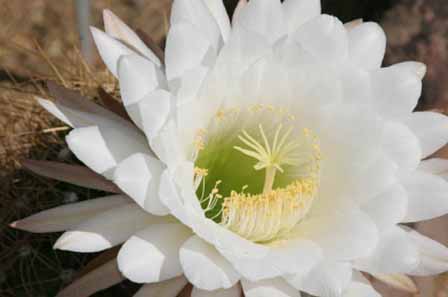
[13,0,448,296]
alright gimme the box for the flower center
[193,105,321,243]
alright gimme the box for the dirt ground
[1,0,448,296]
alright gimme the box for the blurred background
[1,0,448,296]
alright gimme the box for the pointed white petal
[394,61,427,79]
[118,53,166,107]
[283,0,321,34]
[114,153,169,216]
[361,185,408,230]
[343,281,380,297]
[348,22,386,70]
[402,171,448,222]
[406,111,448,158]
[235,0,285,43]
[354,226,419,274]
[53,204,165,252]
[137,89,172,140]
[179,235,240,290]
[91,27,135,77]
[191,283,243,297]
[117,223,192,283]
[419,158,448,180]
[165,22,215,82]
[242,278,301,297]
[370,63,422,119]
[133,276,188,297]
[293,209,378,260]
[372,273,418,293]
[66,125,151,178]
[57,259,124,297]
[103,9,161,66]
[286,261,352,297]
[293,14,348,67]
[12,195,130,233]
[381,122,421,176]
[405,228,448,276]
[203,0,231,42]
[170,0,222,49]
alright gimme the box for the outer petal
[235,0,285,43]
[405,228,448,276]
[117,53,166,106]
[370,64,422,120]
[66,125,151,179]
[372,273,418,293]
[117,223,192,283]
[406,111,448,158]
[402,171,448,222]
[381,122,421,176]
[418,158,448,180]
[138,89,172,140]
[242,278,301,297]
[165,22,214,82]
[361,185,408,230]
[91,27,134,77]
[354,226,419,274]
[53,204,164,252]
[179,235,240,290]
[347,22,386,70]
[11,195,130,233]
[114,153,169,216]
[103,9,161,66]
[170,0,222,50]
[286,261,352,297]
[283,0,321,34]
[191,284,242,297]
[394,61,427,79]
[203,0,231,42]
[343,280,380,297]
[133,276,188,297]
[293,14,348,67]
[293,209,378,260]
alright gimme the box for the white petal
[133,276,188,297]
[118,53,166,106]
[91,27,135,77]
[354,226,419,274]
[235,0,285,43]
[203,0,231,42]
[418,158,448,180]
[406,228,448,276]
[137,89,172,140]
[54,204,163,252]
[103,9,161,66]
[394,61,427,79]
[406,111,448,158]
[114,153,169,216]
[402,171,448,222]
[372,273,418,293]
[293,209,378,260]
[165,22,215,82]
[283,0,321,34]
[180,235,240,290]
[361,185,408,230]
[344,19,363,31]
[381,121,421,176]
[286,261,352,297]
[117,223,191,283]
[242,278,301,297]
[228,239,322,281]
[66,125,151,178]
[343,281,380,297]
[191,283,243,297]
[348,22,386,70]
[11,195,130,233]
[170,0,222,50]
[370,63,422,119]
[293,14,348,67]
